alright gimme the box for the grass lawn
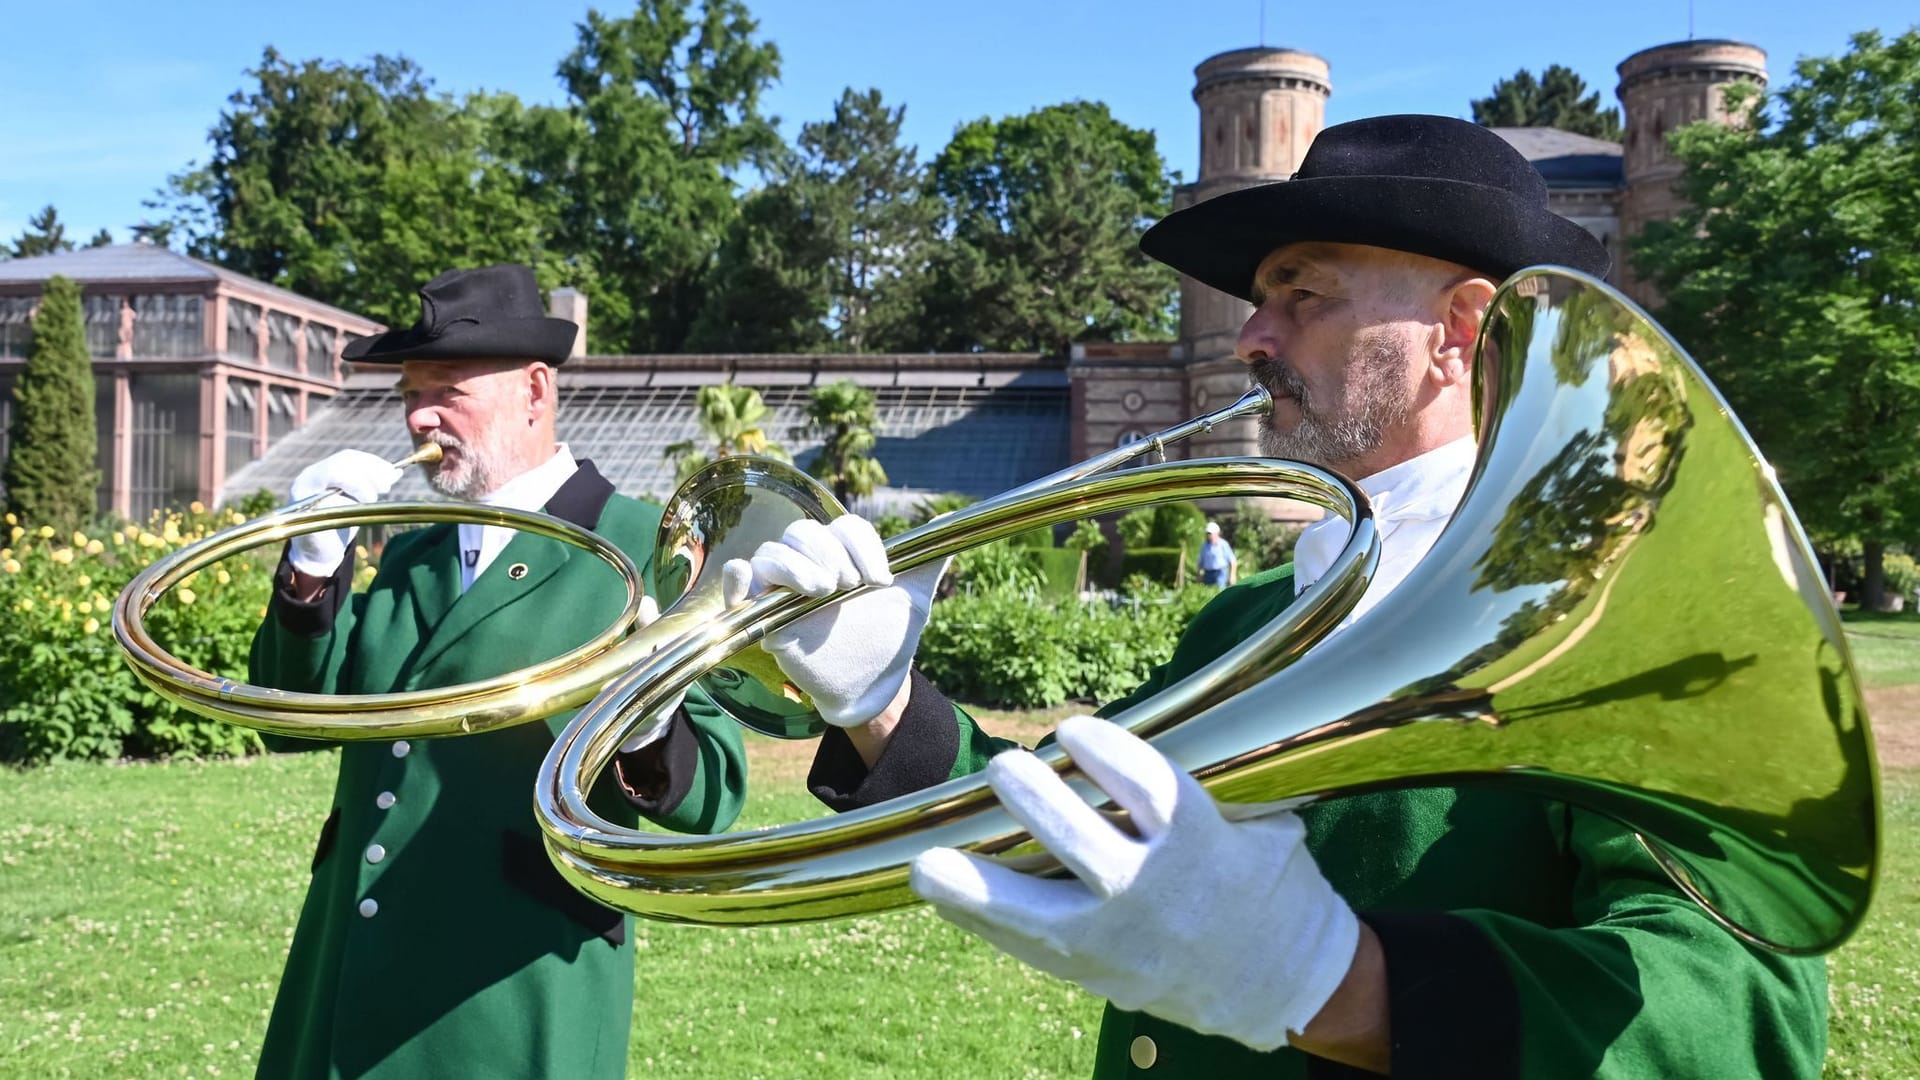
[0,700,1912,1078]
[1842,609,1920,690]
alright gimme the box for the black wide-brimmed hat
[1141,114,1611,300]
[343,264,579,365]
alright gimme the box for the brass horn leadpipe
[535,267,1879,956]
[111,443,660,740]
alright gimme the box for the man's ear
[526,362,556,424]
[1430,277,1498,388]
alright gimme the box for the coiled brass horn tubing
[112,499,652,741]
[537,460,1377,876]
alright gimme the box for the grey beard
[1249,339,1412,470]
[420,434,500,500]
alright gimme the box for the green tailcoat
[250,465,746,1080]
[811,565,1825,1079]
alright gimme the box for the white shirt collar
[456,445,579,591]
[1292,437,1476,622]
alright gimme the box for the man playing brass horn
[248,264,746,1079]
[723,117,1825,1077]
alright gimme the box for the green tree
[1472,65,1623,140]
[663,383,789,482]
[527,0,783,353]
[8,206,75,258]
[794,379,888,502]
[690,87,935,352]
[154,49,561,327]
[4,277,100,530]
[911,101,1178,353]
[85,229,112,248]
[1632,29,1920,610]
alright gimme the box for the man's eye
[1291,289,1315,304]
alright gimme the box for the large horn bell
[535,267,1878,955]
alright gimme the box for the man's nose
[406,406,440,435]
[1235,303,1283,364]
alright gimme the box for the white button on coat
[391,740,411,758]
[358,898,379,918]
[1129,1035,1157,1069]
[375,791,396,810]
[366,844,387,864]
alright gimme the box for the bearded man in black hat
[720,116,1827,1077]
[247,264,748,1080]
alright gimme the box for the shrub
[919,585,1217,708]
[949,539,1044,594]
[1120,546,1187,587]
[1221,499,1303,573]
[0,504,279,764]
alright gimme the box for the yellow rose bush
[0,506,276,763]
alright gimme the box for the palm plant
[664,383,789,484]
[793,379,888,503]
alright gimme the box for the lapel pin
[507,563,529,580]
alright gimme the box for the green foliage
[7,205,75,258]
[1631,30,1920,609]
[0,507,273,763]
[919,585,1215,707]
[663,382,789,483]
[1118,546,1186,587]
[691,87,934,351]
[911,492,978,525]
[1116,501,1206,551]
[1031,547,1086,599]
[1220,500,1300,573]
[1471,65,1622,139]
[910,101,1178,352]
[792,379,888,503]
[535,0,783,352]
[154,50,567,328]
[949,540,1044,594]
[4,277,100,533]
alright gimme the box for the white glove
[910,716,1360,1051]
[719,516,945,727]
[618,594,689,754]
[287,450,402,576]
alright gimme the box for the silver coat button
[391,740,410,758]
[366,844,387,864]
[375,791,396,810]
[1129,1035,1157,1069]
[358,898,378,918]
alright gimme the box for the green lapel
[402,524,462,638]
[411,528,569,674]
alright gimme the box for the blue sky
[1,0,1913,245]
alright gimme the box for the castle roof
[1490,127,1624,189]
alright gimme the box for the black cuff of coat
[808,668,959,813]
[1304,911,1519,1080]
[613,707,698,816]
[270,546,353,638]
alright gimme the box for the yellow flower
[2,512,12,525]
[85,540,103,555]
[111,533,123,547]
[71,530,88,547]
[122,524,139,540]
[161,524,182,544]
[0,547,9,559]
[37,525,53,539]
[17,599,32,612]
[2,560,18,575]
[95,597,111,613]
[82,617,99,635]
[51,549,74,565]
[215,569,232,585]
[138,532,160,549]
[9,526,21,541]
[76,574,91,588]
[177,588,196,606]
[189,500,206,515]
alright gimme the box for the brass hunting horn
[535,267,1880,957]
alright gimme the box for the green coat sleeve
[248,548,362,754]
[602,682,747,835]
[1439,807,1827,1077]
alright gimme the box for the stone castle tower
[1615,40,1768,302]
